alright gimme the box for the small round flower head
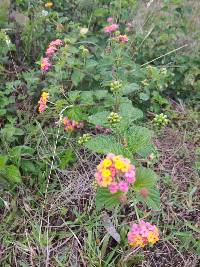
[115,35,129,43]
[45,2,53,8]
[78,133,91,145]
[95,154,136,194]
[80,27,88,35]
[153,113,169,127]
[95,125,111,134]
[104,23,119,34]
[107,112,121,124]
[41,57,51,71]
[38,92,49,113]
[49,39,63,47]
[128,220,159,248]
[79,45,89,57]
[63,117,84,132]
[45,45,57,58]
[107,17,114,23]
[110,80,123,94]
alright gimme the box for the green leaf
[85,135,132,158]
[68,91,80,103]
[4,165,22,184]
[80,91,94,105]
[94,90,108,101]
[122,83,140,95]
[96,188,122,210]
[88,111,110,127]
[137,188,161,211]
[59,149,76,169]
[0,155,8,169]
[21,160,36,174]
[126,125,153,154]
[71,70,84,86]
[134,167,158,189]
[119,102,143,126]
[139,92,149,101]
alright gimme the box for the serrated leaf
[134,167,158,189]
[119,102,143,126]
[94,90,108,100]
[122,83,140,95]
[96,188,122,210]
[126,125,153,154]
[0,155,8,169]
[4,165,22,184]
[80,91,94,105]
[85,135,132,158]
[145,188,160,210]
[88,111,110,127]
[68,91,80,103]
[71,70,84,86]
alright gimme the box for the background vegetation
[0,0,199,266]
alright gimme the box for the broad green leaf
[0,155,8,168]
[96,188,122,210]
[21,160,36,174]
[139,92,149,101]
[68,91,80,103]
[136,188,160,211]
[71,70,84,86]
[122,83,140,95]
[94,90,108,100]
[4,165,22,184]
[66,106,87,121]
[88,111,110,127]
[80,91,94,105]
[134,167,158,189]
[126,125,153,154]
[119,102,143,126]
[85,135,132,158]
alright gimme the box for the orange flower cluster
[38,92,49,113]
[63,117,84,132]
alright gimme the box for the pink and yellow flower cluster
[128,220,159,248]
[104,17,119,34]
[41,39,63,71]
[115,34,129,43]
[95,154,136,193]
[38,92,49,113]
[63,117,84,132]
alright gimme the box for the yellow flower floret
[102,159,112,168]
[130,235,145,248]
[41,92,49,100]
[102,169,111,178]
[101,176,112,187]
[114,160,124,170]
[121,163,130,172]
[147,231,159,245]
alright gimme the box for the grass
[1,102,199,267]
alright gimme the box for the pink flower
[118,181,128,192]
[45,45,57,58]
[107,17,114,23]
[109,182,119,193]
[125,171,135,183]
[49,39,63,47]
[41,57,51,71]
[104,23,119,33]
